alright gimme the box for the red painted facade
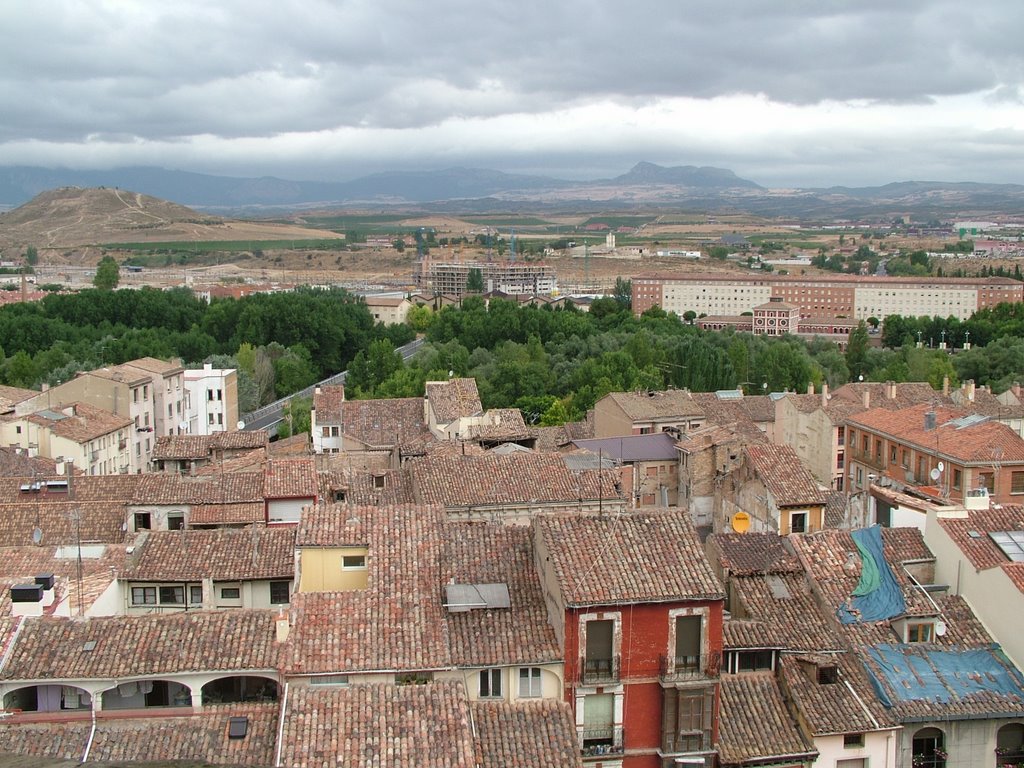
[563,599,724,767]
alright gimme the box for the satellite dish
[930,468,941,481]
[937,461,945,472]
[731,511,751,533]
[237,420,246,430]
[178,420,188,431]
[935,620,947,637]
[31,527,42,545]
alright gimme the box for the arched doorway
[201,676,278,705]
[912,727,947,768]
[101,679,192,709]
[997,723,1024,767]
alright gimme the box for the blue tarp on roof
[837,525,906,624]
[864,644,1024,708]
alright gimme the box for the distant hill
[1,163,1023,217]
[0,186,343,249]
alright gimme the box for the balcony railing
[580,727,624,759]
[995,749,1024,767]
[579,656,620,685]
[659,653,721,681]
[661,729,712,755]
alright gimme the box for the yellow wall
[299,547,369,592]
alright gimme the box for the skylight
[989,531,1024,562]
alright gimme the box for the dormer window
[817,664,838,684]
[907,621,934,643]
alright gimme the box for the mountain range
[1,163,1022,217]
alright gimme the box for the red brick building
[534,511,725,768]
[845,403,1024,506]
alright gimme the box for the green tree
[406,303,434,332]
[24,246,38,266]
[845,321,870,381]
[93,256,120,290]
[612,277,632,309]
[465,268,484,293]
[278,396,312,439]
[393,239,405,253]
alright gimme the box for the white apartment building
[184,364,239,435]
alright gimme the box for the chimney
[807,382,815,395]
[966,379,976,402]
[924,411,937,431]
[203,362,213,371]
[820,382,829,408]
[275,610,291,643]
[942,376,950,396]
[1013,382,1022,400]
[886,380,896,400]
[862,389,870,409]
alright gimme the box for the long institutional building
[632,272,1023,320]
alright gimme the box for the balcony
[996,750,1024,767]
[580,727,624,760]
[579,656,620,685]
[659,653,721,682]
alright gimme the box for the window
[220,587,241,600]
[143,385,149,400]
[208,413,215,425]
[1012,471,1024,494]
[342,555,366,570]
[479,668,502,698]
[583,619,616,682]
[836,760,867,768]
[843,733,865,748]
[310,675,349,686]
[952,468,962,491]
[790,511,808,534]
[907,622,933,643]
[817,665,838,684]
[735,650,774,673]
[979,473,995,493]
[189,585,203,605]
[167,514,185,531]
[134,512,152,531]
[518,667,542,698]
[322,427,330,437]
[901,449,910,468]
[912,727,946,768]
[270,581,290,605]
[131,586,156,605]
[159,586,184,605]
[208,389,215,402]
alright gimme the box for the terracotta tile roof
[463,408,531,442]
[340,397,434,450]
[823,490,848,528]
[87,702,279,765]
[0,474,142,503]
[602,389,704,421]
[950,385,1024,419]
[318,467,417,507]
[426,378,483,422]
[121,356,183,375]
[279,681,476,768]
[211,431,270,451]
[790,527,937,622]
[0,544,127,613]
[443,523,560,667]
[728,572,846,652]
[937,504,1024,570]
[718,671,817,765]
[0,447,58,478]
[722,618,783,650]
[26,402,132,442]
[411,452,624,509]
[707,532,802,576]
[832,381,951,411]
[847,403,1024,463]
[0,384,38,408]
[535,510,724,607]
[123,527,295,582]
[268,432,313,458]
[189,502,267,525]
[152,435,213,460]
[0,720,90,760]
[745,443,827,507]
[86,364,150,385]
[692,392,775,426]
[0,500,128,546]
[131,472,264,505]
[312,384,346,422]
[472,700,582,768]
[263,457,318,499]
[1,610,281,681]
[778,653,898,735]
[288,504,451,674]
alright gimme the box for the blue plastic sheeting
[864,644,1024,707]
[837,525,907,624]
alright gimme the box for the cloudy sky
[2,0,1023,188]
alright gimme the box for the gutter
[82,706,97,763]
[274,680,289,768]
